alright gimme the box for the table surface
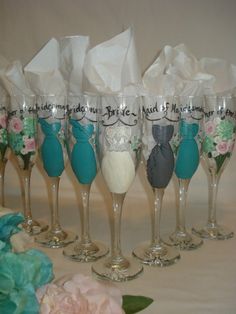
[4,158,236,314]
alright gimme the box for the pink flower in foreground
[0,114,7,128]
[9,117,23,133]
[37,284,89,314]
[24,137,36,153]
[65,274,123,314]
[205,121,216,135]
[37,274,123,314]
[216,141,229,154]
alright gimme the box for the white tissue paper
[83,28,142,95]
[1,60,34,111]
[59,35,90,95]
[0,55,9,97]
[1,60,32,97]
[143,44,236,96]
[24,38,66,96]
[199,57,236,95]
[143,44,215,96]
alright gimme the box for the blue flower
[0,213,24,252]
[0,249,54,313]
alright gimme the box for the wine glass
[8,94,48,235]
[63,94,108,261]
[192,95,236,240]
[167,96,204,250]
[92,94,143,281]
[132,95,181,266]
[0,94,9,207]
[35,95,77,248]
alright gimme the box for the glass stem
[110,193,125,261]
[0,161,6,207]
[49,177,62,233]
[80,184,92,244]
[151,188,164,247]
[176,179,190,233]
[207,169,219,225]
[21,168,33,221]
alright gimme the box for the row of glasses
[35,94,108,262]
[4,93,236,282]
[133,95,204,268]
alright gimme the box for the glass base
[92,255,143,282]
[192,222,234,240]
[132,241,180,267]
[35,229,77,248]
[63,240,109,262]
[21,218,48,236]
[164,230,203,250]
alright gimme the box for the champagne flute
[192,95,236,240]
[8,94,48,234]
[92,94,143,281]
[133,95,180,266]
[63,94,108,261]
[167,96,204,250]
[0,95,9,207]
[35,95,77,248]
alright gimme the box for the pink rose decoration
[37,274,123,314]
[205,121,216,135]
[24,137,36,153]
[0,115,7,129]
[9,117,23,133]
[37,284,88,314]
[216,141,229,154]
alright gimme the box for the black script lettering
[89,107,98,114]
[36,102,66,111]
[8,110,17,117]
[204,110,214,118]
[225,109,235,118]
[171,103,179,113]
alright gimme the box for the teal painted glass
[70,119,97,184]
[38,118,64,177]
[175,120,199,179]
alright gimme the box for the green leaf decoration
[215,153,230,174]
[122,295,154,314]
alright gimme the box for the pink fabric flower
[37,283,89,314]
[9,117,23,133]
[24,137,36,153]
[65,274,123,314]
[205,121,216,135]
[216,141,229,154]
[0,114,7,128]
[37,274,123,314]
